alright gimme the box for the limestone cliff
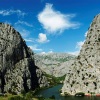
[62,14,100,95]
[0,23,48,94]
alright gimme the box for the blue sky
[0,0,100,55]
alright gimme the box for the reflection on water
[35,84,100,100]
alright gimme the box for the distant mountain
[34,53,76,77]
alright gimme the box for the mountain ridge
[0,23,48,94]
[34,52,75,77]
[62,14,100,95]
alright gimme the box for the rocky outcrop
[34,53,75,77]
[0,23,48,94]
[62,14,100,95]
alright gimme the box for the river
[35,84,100,100]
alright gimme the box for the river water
[35,84,100,100]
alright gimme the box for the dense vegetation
[0,92,55,100]
[44,73,66,86]
[0,74,65,100]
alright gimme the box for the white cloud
[20,29,30,38]
[4,21,12,25]
[68,40,85,56]
[72,31,87,55]
[15,26,49,44]
[76,40,85,50]
[28,45,42,51]
[68,31,87,56]
[14,26,30,38]
[68,51,79,56]
[15,20,33,27]
[38,3,80,33]
[40,50,53,55]
[37,33,49,43]
[48,50,53,54]
[0,9,26,17]
[41,52,46,54]
[85,31,88,37]
[24,38,34,42]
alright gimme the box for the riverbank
[0,74,66,100]
[33,84,100,100]
[1,84,100,100]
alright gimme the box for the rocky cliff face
[0,23,48,94]
[34,53,75,77]
[62,14,100,95]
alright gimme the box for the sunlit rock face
[62,14,100,95]
[0,23,48,94]
[34,53,75,77]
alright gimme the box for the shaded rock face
[34,53,75,77]
[0,23,48,94]
[62,14,100,95]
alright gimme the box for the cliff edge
[62,14,100,95]
[0,23,48,94]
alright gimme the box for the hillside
[34,53,75,77]
[0,23,48,94]
[62,14,100,95]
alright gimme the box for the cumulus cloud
[14,26,30,38]
[68,51,80,56]
[68,40,85,56]
[15,20,33,27]
[40,50,53,55]
[37,33,49,43]
[85,31,88,37]
[24,38,34,42]
[19,29,30,38]
[28,45,42,51]
[38,3,80,33]
[0,9,26,17]
[4,21,12,25]
[68,30,87,56]
[48,50,53,54]
[76,40,85,50]
[41,52,46,54]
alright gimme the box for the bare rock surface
[62,14,100,95]
[0,23,48,94]
[34,53,75,77]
